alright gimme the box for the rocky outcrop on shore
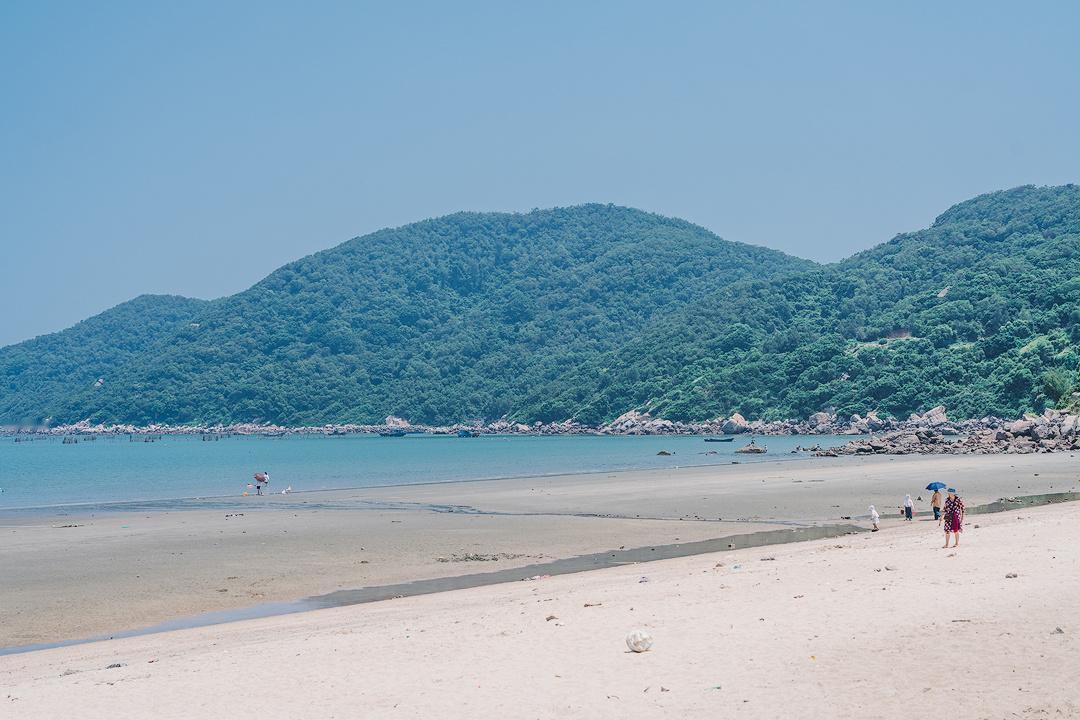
[9,417,600,438]
[9,407,1077,458]
[820,409,1079,456]
[595,408,912,437]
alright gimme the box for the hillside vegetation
[2,206,811,425]
[2,188,1076,427]
[0,295,208,424]
[520,186,1080,423]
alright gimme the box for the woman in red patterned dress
[942,488,964,548]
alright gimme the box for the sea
[0,433,851,511]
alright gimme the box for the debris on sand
[626,629,653,653]
[438,552,526,563]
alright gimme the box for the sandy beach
[2,487,1078,719]
[2,453,1076,650]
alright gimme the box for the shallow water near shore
[0,433,852,510]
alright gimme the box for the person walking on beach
[253,471,270,496]
[931,488,944,524]
[942,489,964,548]
[903,494,914,521]
[869,504,880,532]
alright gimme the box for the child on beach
[903,494,914,521]
[869,505,880,532]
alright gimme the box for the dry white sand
[3,499,1078,719]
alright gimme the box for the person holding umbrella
[942,488,964,548]
[927,482,947,524]
[253,471,270,496]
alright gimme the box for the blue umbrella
[926,482,947,491]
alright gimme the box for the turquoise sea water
[0,433,848,511]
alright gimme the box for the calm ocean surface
[0,433,849,510]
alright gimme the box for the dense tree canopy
[2,189,1076,427]
[0,295,207,424]
[0,205,811,425]
[521,186,1080,423]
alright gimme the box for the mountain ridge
[2,189,1076,427]
[1,204,813,425]
[519,185,1080,423]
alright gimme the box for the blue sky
[2,1,1078,346]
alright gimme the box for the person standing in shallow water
[942,489,964,548]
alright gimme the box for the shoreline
[6,405,1073,443]
[5,428,1077,515]
[7,407,1075,475]
[2,453,1078,650]
[5,495,1080,718]
[5,490,1076,657]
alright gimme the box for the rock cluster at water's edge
[819,409,1079,456]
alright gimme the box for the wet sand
[1,453,1076,648]
[356,452,1080,521]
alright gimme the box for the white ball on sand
[625,629,653,653]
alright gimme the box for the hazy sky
[2,1,1078,346]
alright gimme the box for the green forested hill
[4,205,812,425]
[519,185,1080,423]
[2,189,1077,427]
[0,295,209,424]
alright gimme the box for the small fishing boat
[456,429,480,438]
[704,437,735,443]
[378,427,407,437]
